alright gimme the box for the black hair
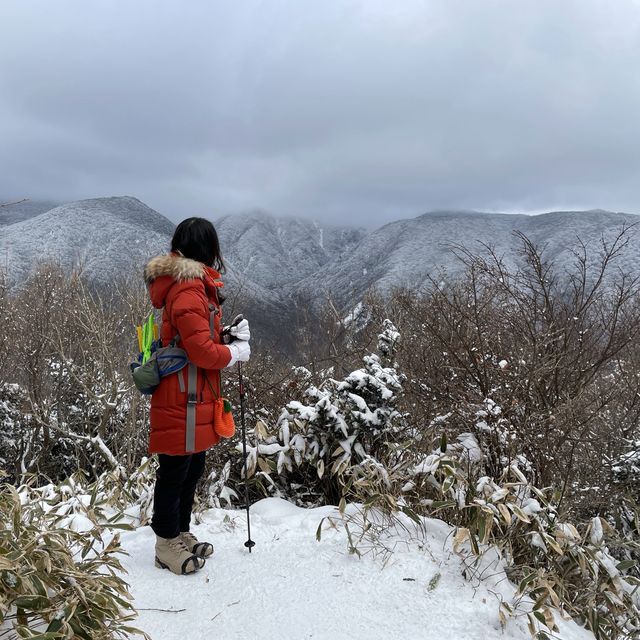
[171,217,225,272]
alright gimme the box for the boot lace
[181,532,198,547]
[168,536,191,554]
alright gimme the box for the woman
[143,217,251,575]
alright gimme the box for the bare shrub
[355,229,640,522]
[1,264,149,481]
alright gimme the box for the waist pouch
[130,346,188,395]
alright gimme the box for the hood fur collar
[144,254,205,284]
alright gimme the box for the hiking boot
[180,531,214,559]
[155,535,204,575]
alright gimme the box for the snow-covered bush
[0,383,33,479]
[406,437,640,639]
[244,321,406,505]
[608,440,640,563]
[612,440,640,494]
[0,475,148,639]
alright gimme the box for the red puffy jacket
[144,253,232,455]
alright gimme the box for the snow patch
[120,503,595,640]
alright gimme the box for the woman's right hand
[222,315,250,343]
[230,318,250,341]
[226,340,250,367]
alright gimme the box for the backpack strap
[205,303,221,401]
[208,303,218,339]
[172,303,219,454]
[185,362,197,453]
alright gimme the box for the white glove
[222,315,251,343]
[226,340,251,367]
[230,318,250,341]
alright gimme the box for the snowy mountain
[213,211,365,317]
[0,198,364,295]
[0,197,174,286]
[216,210,364,289]
[295,209,640,306]
[2,197,639,313]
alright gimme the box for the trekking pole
[238,361,256,552]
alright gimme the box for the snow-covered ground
[121,498,595,640]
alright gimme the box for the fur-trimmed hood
[144,253,205,284]
[144,253,223,309]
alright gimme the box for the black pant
[151,452,206,539]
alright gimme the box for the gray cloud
[1,0,640,227]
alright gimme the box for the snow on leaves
[245,323,405,503]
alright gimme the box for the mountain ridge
[0,199,59,226]
[2,197,639,311]
[0,197,174,286]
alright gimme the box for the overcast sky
[1,1,640,226]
